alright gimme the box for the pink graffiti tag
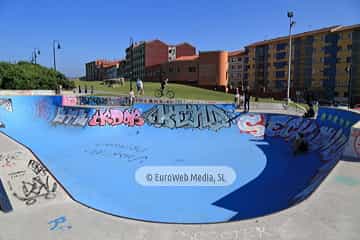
[88,109,144,127]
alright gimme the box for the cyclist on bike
[160,78,168,96]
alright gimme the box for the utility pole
[287,11,296,104]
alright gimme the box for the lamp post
[129,37,134,91]
[287,11,296,104]
[32,48,41,64]
[346,65,352,109]
[52,40,61,71]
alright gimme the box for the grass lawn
[73,80,308,110]
[74,80,234,101]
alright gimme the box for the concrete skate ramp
[0,96,359,224]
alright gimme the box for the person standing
[136,78,144,96]
[78,85,82,94]
[244,86,251,112]
[129,87,135,105]
[85,85,88,94]
[234,88,240,109]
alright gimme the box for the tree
[0,61,75,90]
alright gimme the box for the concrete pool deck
[0,116,359,240]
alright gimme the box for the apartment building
[145,51,228,90]
[228,50,246,89]
[242,24,360,104]
[85,60,123,81]
[124,40,196,80]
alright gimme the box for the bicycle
[154,88,175,99]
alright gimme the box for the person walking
[244,86,251,112]
[85,85,88,94]
[136,78,144,96]
[78,85,82,94]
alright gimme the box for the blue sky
[0,0,359,77]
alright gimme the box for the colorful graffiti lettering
[237,114,265,137]
[88,108,144,127]
[143,104,231,131]
[52,107,91,127]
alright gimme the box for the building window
[238,57,242,61]
[348,32,353,39]
[347,45,352,50]
[169,67,173,72]
[188,67,196,72]
[274,61,287,69]
[177,67,180,72]
[275,80,286,89]
[276,43,287,51]
[347,57,352,63]
[276,52,286,60]
[275,71,285,78]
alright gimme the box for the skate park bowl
[0,95,359,224]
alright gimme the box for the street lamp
[53,40,61,71]
[129,37,134,91]
[287,11,296,104]
[345,65,352,109]
[32,48,41,64]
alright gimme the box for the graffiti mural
[52,107,91,127]
[78,96,130,106]
[35,98,53,120]
[0,98,13,127]
[0,98,13,112]
[237,114,266,138]
[265,115,348,162]
[143,104,232,131]
[88,108,144,127]
[13,175,57,206]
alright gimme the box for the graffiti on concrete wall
[0,98,13,128]
[0,151,22,169]
[52,107,91,127]
[48,216,72,231]
[0,98,13,112]
[35,98,53,120]
[266,115,348,162]
[28,159,47,176]
[143,104,232,131]
[88,108,144,127]
[237,114,266,138]
[13,175,57,206]
[78,96,130,106]
[84,143,148,163]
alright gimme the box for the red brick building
[145,51,229,90]
[85,60,124,81]
[125,40,196,80]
